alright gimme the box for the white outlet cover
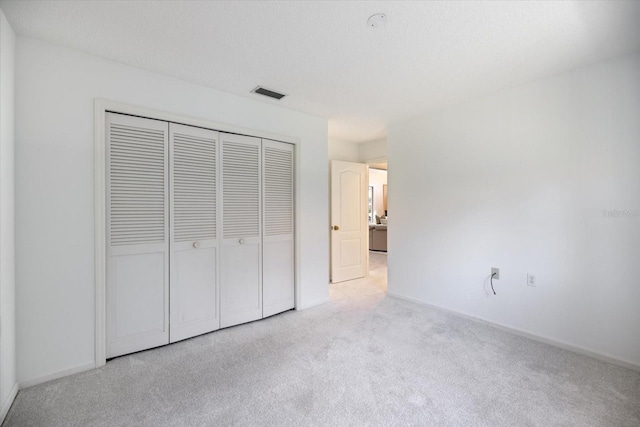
[527,274,536,286]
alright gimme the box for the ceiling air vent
[252,86,286,100]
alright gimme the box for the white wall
[328,137,387,164]
[359,138,386,162]
[369,169,387,221]
[0,9,17,420]
[15,37,329,385]
[388,53,640,368]
[328,137,359,162]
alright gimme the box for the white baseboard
[19,361,96,389]
[386,291,640,372]
[297,297,330,311]
[0,382,18,424]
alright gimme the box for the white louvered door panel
[220,133,262,328]
[262,140,295,317]
[106,113,169,358]
[170,123,220,343]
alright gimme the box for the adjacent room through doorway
[367,162,388,290]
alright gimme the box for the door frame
[94,99,300,367]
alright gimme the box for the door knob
[333,225,339,231]
[193,241,200,249]
[239,239,245,244]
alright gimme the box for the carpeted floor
[4,251,639,426]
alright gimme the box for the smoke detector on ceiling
[251,86,286,100]
[367,13,387,28]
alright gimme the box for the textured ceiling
[2,1,639,142]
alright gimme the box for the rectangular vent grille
[223,141,260,238]
[264,147,293,236]
[173,132,217,242]
[252,86,286,100]
[109,123,166,246]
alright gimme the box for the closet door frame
[94,100,300,368]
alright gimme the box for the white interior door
[330,160,368,283]
[220,133,262,328]
[262,139,295,317]
[169,123,220,343]
[106,113,169,358]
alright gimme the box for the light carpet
[4,251,639,426]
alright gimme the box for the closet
[106,112,294,358]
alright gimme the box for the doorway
[329,158,388,291]
[367,161,388,291]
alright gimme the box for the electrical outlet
[491,267,499,280]
[527,274,536,287]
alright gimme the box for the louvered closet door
[106,113,169,358]
[220,133,262,328]
[262,140,295,317]
[169,124,220,343]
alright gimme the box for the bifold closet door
[220,133,262,328]
[262,140,295,317]
[169,124,220,343]
[106,113,169,358]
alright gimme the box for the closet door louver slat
[109,123,166,246]
[264,147,293,236]
[222,142,260,239]
[172,131,217,242]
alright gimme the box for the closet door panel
[106,113,169,358]
[170,124,220,342]
[262,140,295,317]
[220,133,262,328]
[108,251,166,356]
[263,238,294,317]
[171,243,218,342]
[221,242,261,323]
